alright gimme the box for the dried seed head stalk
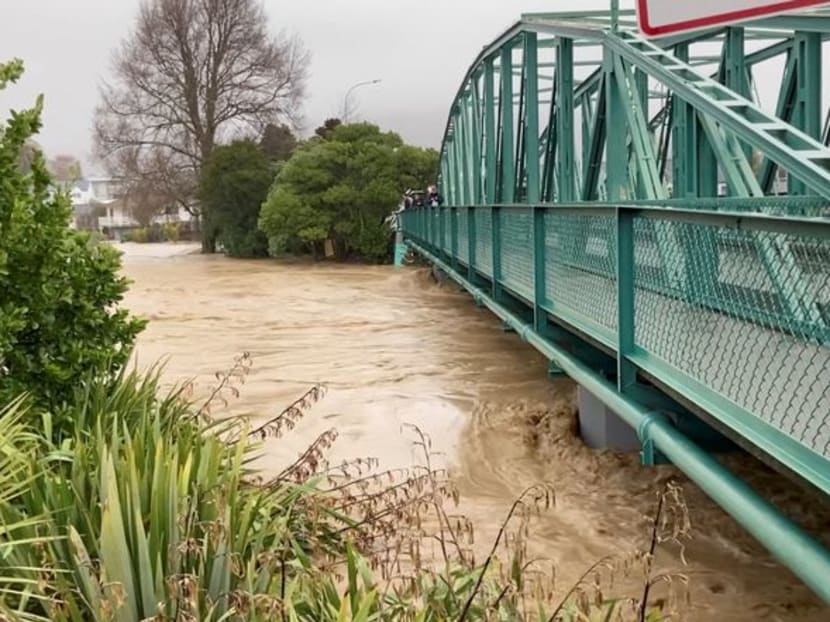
[196,352,252,420]
[248,384,328,440]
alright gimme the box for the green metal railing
[400,203,830,601]
[402,204,830,490]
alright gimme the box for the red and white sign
[637,0,830,36]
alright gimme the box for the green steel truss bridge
[399,8,830,603]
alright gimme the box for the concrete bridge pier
[577,382,735,463]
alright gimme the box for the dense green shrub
[124,226,149,242]
[200,140,272,258]
[0,59,145,411]
[258,123,437,263]
[123,223,181,243]
[162,222,180,242]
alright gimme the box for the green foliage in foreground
[0,59,145,410]
[0,363,674,621]
[259,123,438,262]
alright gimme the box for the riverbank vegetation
[0,59,145,411]
[1,58,683,621]
[91,0,433,263]
[259,123,437,262]
[200,140,274,258]
[93,0,308,254]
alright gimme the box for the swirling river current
[121,243,829,621]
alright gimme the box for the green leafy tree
[200,140,273,258]
[0,59,145,410]
[259,122,437,262]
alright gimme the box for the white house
[67,177,194,234]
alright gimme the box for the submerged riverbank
[120,246,830,620]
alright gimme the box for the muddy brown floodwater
[121,243,829,621]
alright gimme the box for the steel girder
[438,10,830,205]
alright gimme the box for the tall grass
[0,356,687,620]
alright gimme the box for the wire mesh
[543,211,618,335]
[402,205,830,462]
[474,207,493,277]
[633,217,830,458]
[457,208,469,264]
[499,208,534,301]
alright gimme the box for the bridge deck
[402,204,830,494]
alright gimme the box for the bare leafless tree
[47,154,83,184]
[94,0,309,251]
[122,178,171,228]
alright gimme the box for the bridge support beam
[578,385,641,451]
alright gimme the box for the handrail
[400,203,830,495]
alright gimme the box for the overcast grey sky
[0,0,623,174]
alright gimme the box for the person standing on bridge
[427,185,443,207]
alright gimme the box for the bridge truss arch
[403,8,830,604]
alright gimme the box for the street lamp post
[342,79,382,121]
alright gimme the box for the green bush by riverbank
[123,222,181,243]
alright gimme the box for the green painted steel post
[696,119,718,197]
[581,93,592,175]
[672,44,717,198]
[471,75,484,204]
[672,45,693,197]
[443,143,453,207]
[611,54,663,200]
[461,95,473,204]
[723,27,751,190]
[514,59,527,202]
[467,206,476,281]
[604,48,626,201]
[444,139,455,207]
[522,33,543,330]
[451,124,461,206]
[500,44,515,204]
[524,32,540,203]
[533,207,547,333]
[541,71,558,202]
[724,28,749,99]
[454,112,468,205]
[491,206,502,301]
[556,37,575,201]
[465,93,477,203]
[458,98,471,205]
[484,58,497,204]
[790,31,822,195]
[451,206,458,271]
[634,68,648,197]
[616,207,636,393]
[581,82,606,200]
